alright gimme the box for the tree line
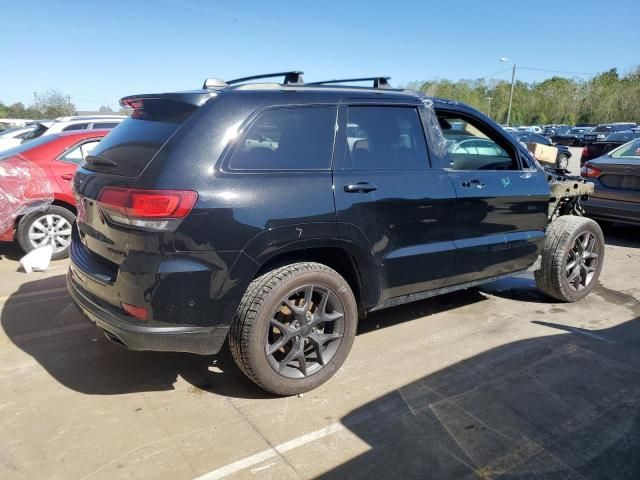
[2,69,639,126]
[409,67,640,126]
[0,89,121,120]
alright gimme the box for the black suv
[67,72,604,395]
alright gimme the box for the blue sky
[2,0,639,110]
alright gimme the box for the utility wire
[518,66,598,76]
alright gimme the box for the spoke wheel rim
[565,231,599,292]
[28,214,72,253]
[265,284,345,379]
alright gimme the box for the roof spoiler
[307,77,391,89]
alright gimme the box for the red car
[0,130,109,259]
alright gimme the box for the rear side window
[92,122,119,129]
[229,106,336,170]
[62,123,89,131]
[343,106,428,170]
[83,100,197,177]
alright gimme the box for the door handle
[344,182,377,193]
[61,174,73,181]
[461,179,486,189]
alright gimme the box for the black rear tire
[230,262,357,396]
[535,216,604,302]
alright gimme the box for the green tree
[35,90,76,118]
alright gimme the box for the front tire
[17,205,75,260]
[535,216,604,302]
[230,262,357,396]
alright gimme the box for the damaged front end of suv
[545,169,595,222]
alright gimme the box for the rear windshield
[606,132,637,142]
[82,100,197,177]
[611,139,640,159]
[0,134,58,161]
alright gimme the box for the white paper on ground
[20,245,53,273]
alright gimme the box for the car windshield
[0,133,58,160]
[610,139,640,159]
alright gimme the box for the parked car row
[0,115,125,152]
[509,131,572,169]
[0,129,110,258]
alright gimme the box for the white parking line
[193,422,346,480]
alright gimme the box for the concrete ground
[1,222,639,480]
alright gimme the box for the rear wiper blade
[85,154,117,167]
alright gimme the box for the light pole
[486,96,493,118]
[500,57,516,126]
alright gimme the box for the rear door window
[62,123,89,131]
[228,106,337,170]
[343,106,429,170]
[60,140,101,164]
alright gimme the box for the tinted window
[83,99,197,177]
[440,115,517,170]
[343,106,428,170]
[92,122,119,129]
[62,123,89,131]
[229,106,336,170]
[606,132,636,142]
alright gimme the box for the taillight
[581,164,601,178]
[582,146,589,158]
[121,303,147,320]
[98,187,197,231]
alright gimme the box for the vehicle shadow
[0,242,23,262]
[318,314,640,479]
[600,222,640,249]
[1,275,491,400]
[0,274,270,399]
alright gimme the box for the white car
[0,124,48,152]
[0,115,125,152]
[41,115,126,135]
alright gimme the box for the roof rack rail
[307,76,391,89]
[226,71,304,86]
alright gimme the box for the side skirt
[368,268,530,313]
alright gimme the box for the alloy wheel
[565,231,599,291]
[28,214,72,253]
[266,284,345,379]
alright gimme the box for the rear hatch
[72,95,206,267]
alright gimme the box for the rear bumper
[583,197,640,225]
[67,268,228,355]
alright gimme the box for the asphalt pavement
[1,222,639,479]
